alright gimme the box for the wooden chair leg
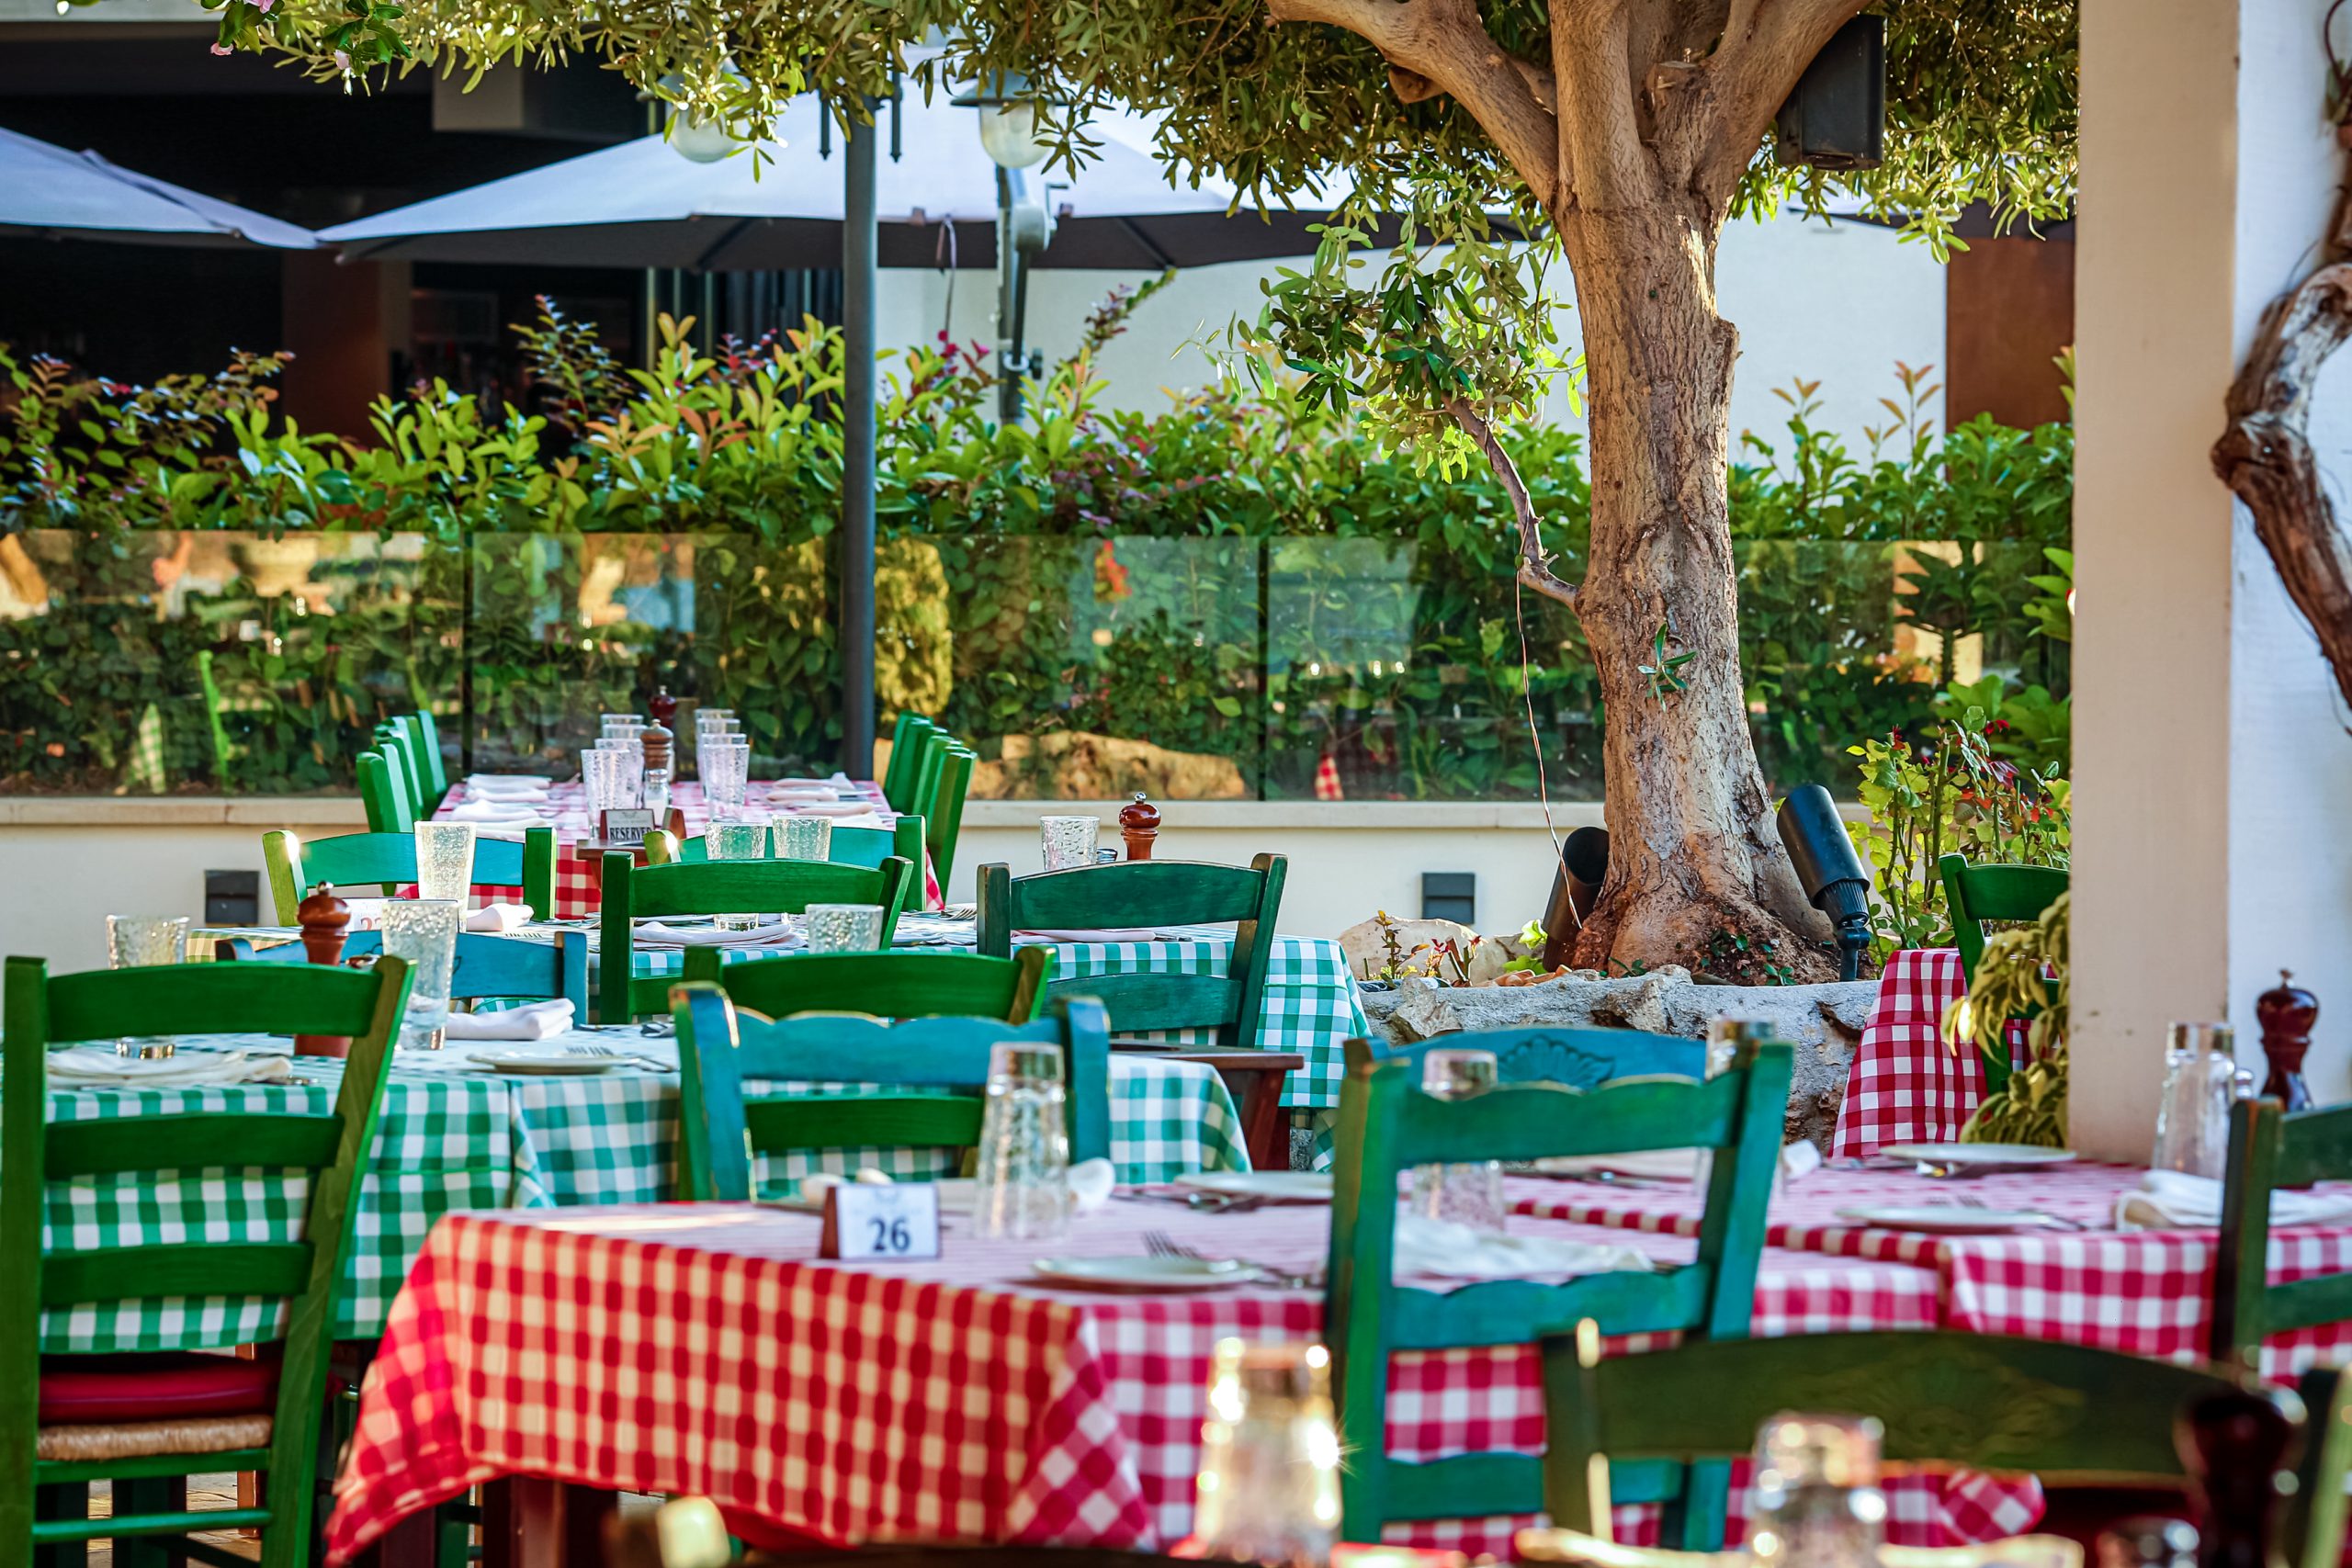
[34,1482,92,1568]
[1161,1051,1306,1171]
[111,1475,185,1568]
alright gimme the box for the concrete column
[2073,0,2352,1156]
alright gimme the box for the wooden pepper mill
[295,883,353,1058]
[2256,969,2317,1112]
[2176,1384,2298,1568]
[1118,792,1159,861]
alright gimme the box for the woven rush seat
[38,1413,274,1462]
[36,1348,280,1461]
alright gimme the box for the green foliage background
[0,314,2070,799]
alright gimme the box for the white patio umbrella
[319,94,1354,270]
[0,125,315,249]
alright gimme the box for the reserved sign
[820,1182,942,1261]
[599,807,659,849]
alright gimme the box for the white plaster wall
[876,207,1947,460]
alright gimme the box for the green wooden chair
[1343,1025,1707,1086]
[1,954,412,1568]
[371,722,429,820]
[1325,1040,1792,1549]
[219,929,590,1015]
[1537,1329,2318,1559]
[925,745,976,889]
[644,816,925,873]
[400,712,450,806]
[681,945,1052,1022]
[1936,853,2066,1096]
[881,714,939,812]
[2212,1096,2352,1377]
[670,979,1111,1201]
[976,855,1287,1050]
[596,852,916,1022]
[263,827,559,922]
[356,750,414,834]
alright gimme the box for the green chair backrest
[372,722,430,821]
[1936,854,2066,1096]
[356,750,413,834]
[926,746,976,888]
[670,979,1111,1201]
[681,945,1051,1022]
[1326,1042,1792,1548]
[645,816,924,874]
[220,930,589,1014]
[977,855,1287,1048]
[401,713,449,805]
[2213,1096,2352,1376]
[1343,1025,1707,1085]
[0,955,411,1563]
[264,827,558,922]
[597,852,915,1022]
[1541,1329,2254,1550]
[2290,1364,2352,1568]
[882,714,939,812]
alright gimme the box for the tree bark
[1557,198,1834,976]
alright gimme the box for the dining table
[322,1186,2042,1567]
[1832,947,2001,1157]
[34,1032,1250,1351]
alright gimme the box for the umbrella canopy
[0,125,315,250]
[321,95,1352,270]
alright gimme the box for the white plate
[1878,1143,2078,1168]
[1030,1255,1261,1292]
[472,1053,624,1076]
[1172,1171,1334,1203]
[1835,1204,2070,1235]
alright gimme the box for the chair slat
[1046,970,1240,1032]
[1386,1266,1710,1351]
[1347,1026,1705,1086]
[1382,1454,1544,1526]
[40,1242,314,1307]
[1387,1075,1744,1168]
[44,963,386,1043]
[45,1114,344,1180]
[744,1095,983,1153]
[684,947,1048,1023]
[1002,860,1270,929]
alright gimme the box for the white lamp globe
[670,107,738,164]
[977,91,1052,169]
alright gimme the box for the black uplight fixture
[1774,14,1885,171]
[1775,785,1873,981]
[953,73,1062,423]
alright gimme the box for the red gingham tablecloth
[433,777,944,918]
[324,1199,2034,1564]
[1507,1165,2352,1382]
[1832,948,2003,1158]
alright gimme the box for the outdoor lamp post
[958,74,1060,423]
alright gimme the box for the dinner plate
[1834,1204,2071,1235]
[1173,1171,1334,1203]
[1030,1256,1261,1292]
[472,1052,624,1076]
[1878,1143,2077,1168]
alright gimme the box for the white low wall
[0,796,1603,975]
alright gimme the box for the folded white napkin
[465,903,536,933]
[466,774,551,794]
[793,813,889,833]
[1393,1214,1654,1280]
[467,789,550,807]
[2117,1168,2352,1231]
[631,919,804,950]
[786,800,884,818]
[46,1047,293,1089]
[443,999,575,1042]
[447,801,548,825]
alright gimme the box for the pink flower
[333,48,350,69]
[209,40,232,53]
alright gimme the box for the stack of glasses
[698,708,751,818]
[583,714,647,833]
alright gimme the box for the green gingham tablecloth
[37,1041,1247,1353]
[627,927,1368,1111]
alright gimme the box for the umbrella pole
[839,104,879,778]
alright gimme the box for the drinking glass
[703,739,752,815]
[582,746,630,818]
[804,902,886,954]
[381,898,461,1050]
[1744,1412,1887,1568]
[972,1042,1071,1239]
[600,714,642,739]
[1191,1338,1342,1568]
[707,816,773,931]
[2153,1021,2241,1178]
[413,821,477,903]
[594,737,645,807]
[1411,1048,1505,1230]
[1041,815,1100,872]
[106,914,189,1057]
[775,815,833,862]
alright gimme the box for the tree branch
[1265,0,1565,209]
[2212,261,2352,716]
[1690,0,1866,202]
[1447,398,1580,607]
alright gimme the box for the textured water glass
[381,898,461,1050]
[972,1042,1071,1240]
[1411,1048,1505,1231]
[775,815,833,862]
[594,737,645,807]
[1745,1412,1887,1568]
[413,821,477,903]
[582,746,629,818]
[1041,815,1100,872]
[600,714,642,739]
[106,914,189,1057]
[703,739,751,814]
[706,817,773,931]
[804,902,885,954]
[1192,1339,1342,1568]
[2153,1021,2240,1178]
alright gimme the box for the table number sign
[820,1182,942,1261]
[598,807,659,849]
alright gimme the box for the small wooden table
[1159,1049,1306,1171]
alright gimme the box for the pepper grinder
[648,687,678,729]
[1118,791,1159,862]
[2256,970,2317,1112]
[641,711,674,829]
[295,883,353,1058]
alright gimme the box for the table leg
[481,1478,616,1568]
[1161,1052,1306,1171]
[347,1508,444,1568]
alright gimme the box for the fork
[1144,1231,1317,1289]
[1941,1193,2087,1230]
[564,1043,673,1071]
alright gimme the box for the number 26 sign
[820,1182,942,1261]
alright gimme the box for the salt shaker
[2153,1022,2239,1179]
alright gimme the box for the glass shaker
[1190,1338,1342,1567]
[2152,1023,2239,1179]
[1744,1412,1888,1568]
[971,1043,1071,1240]
[1412,1048,1505,1231]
